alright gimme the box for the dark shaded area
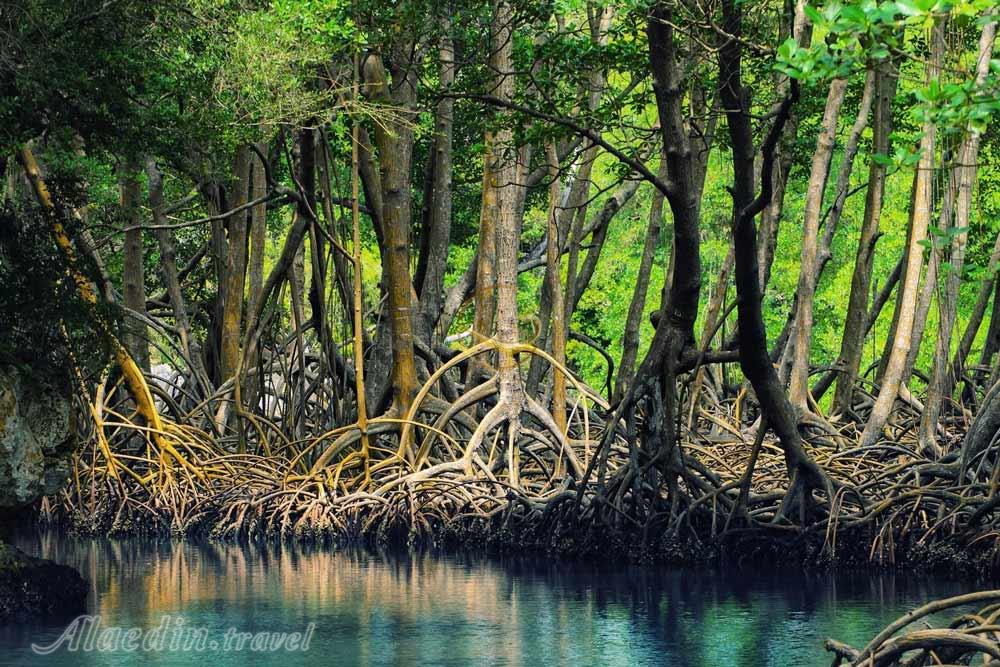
[0,543,87,621]
[0,191,111,382]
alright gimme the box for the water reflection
[0,531,975,666]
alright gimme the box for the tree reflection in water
[0,531,974,667]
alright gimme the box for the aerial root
[58,339,626,541]
[50,350,1000,565]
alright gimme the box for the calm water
[0,531,978,666]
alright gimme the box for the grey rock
[0,365,74,510]
[0,366,86,620]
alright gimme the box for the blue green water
[0,531,976,666]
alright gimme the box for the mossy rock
[0,367,87,619]
[0,365,74,514]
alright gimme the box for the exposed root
[826,591,1000,666]
[39,331,1000,576]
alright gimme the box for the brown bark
[146,158,207,387]
[436,139,582,338]
[489,0,519,348]
[953,231,1000,394]
[246,142,268,331]
[316,134,356,350]
[351,50,372,474]
[811,253,904,402]
[537,9,614,368]
[627,2,702,484]
[874,167,919,384]
[526,166,643,395]
[686,246,735,422]
[561,153,598,327]
[18,146,195,474]
[981,280,1000,370]
[471,80,503,342]
[563,7,614,320]
[778,67,876,399]
[544,144,567,432]
[757,0,811,293]
[203,180,228,383]
[903,168,953,385]
[480,0,529,485]
[818,68,877,269]
[568,178,644,316]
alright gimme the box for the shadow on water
[0,530,981,666]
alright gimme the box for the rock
[0,366,86,620]
[0,542,87,620]
[0,365,74,511]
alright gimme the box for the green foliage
[0,191,112,384]
[215,0,357,131]
[6,0,1000,407]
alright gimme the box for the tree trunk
[246,142,268,333]
[953,230,1000,397]
[686,246,734,422]
[832,63,900,417]
[874,167,919,384]
[367,53,419,416]
[120,156,149,372]
[719,0,830,512]
[981,280,1000,370]
[616,159,666,402]
[859,20,944,449]
[472,121,500,344]
[631,2,702,487]
[811,253,904,402]
[568,179,643,317]
[220,146,250,384]
[919,22,997,456]
[818,68,877,270]
[544,144,568,430]
[774,68,876,394]
[787,77,848,410]
[757,0,811,293]
[560,8,612,337]
[417,26,455,339]
[436,139,581,339]
[146,158,207,389]
[18,146,194,473]
[489,0,518,346]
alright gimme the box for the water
[0,531,979,666]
